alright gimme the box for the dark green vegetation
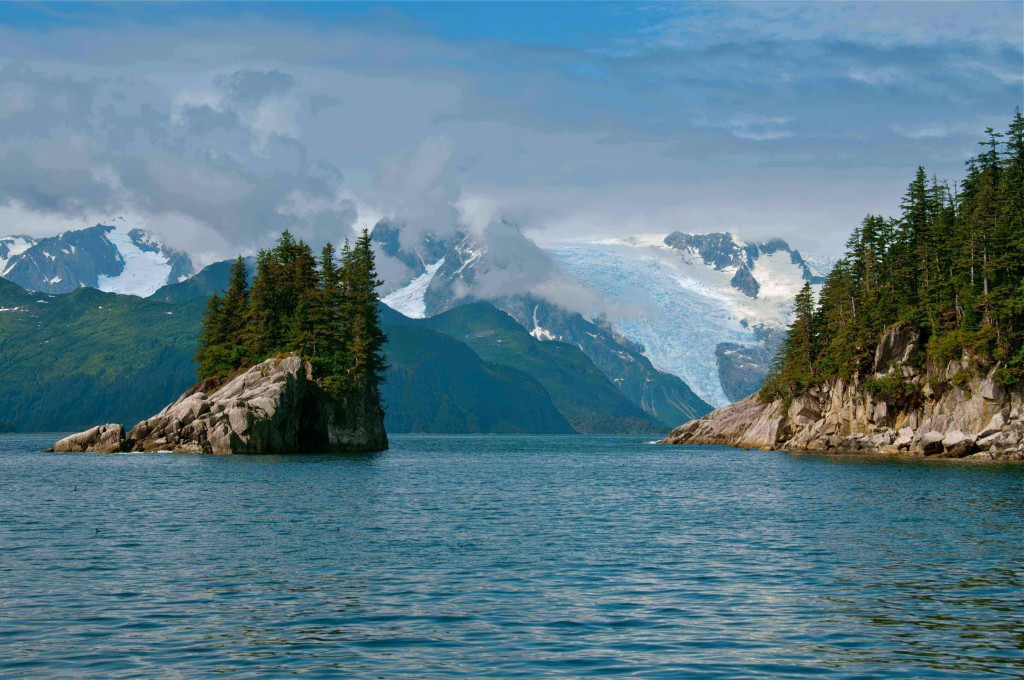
[763,113,1024,401]
[0,278,202,432]
[381,320,573,434]
[196,231,386,409]
[0,258,663,433]
[407,302,667,433]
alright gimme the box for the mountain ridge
[1,224,195,296]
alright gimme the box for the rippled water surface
[2,434,1022,678]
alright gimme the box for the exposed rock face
[662,325,1024,461]
[52,424,127,453]
[715,324,785,402]
[50,355,388,454]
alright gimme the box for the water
[1,434,1021,678]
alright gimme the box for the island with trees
[663,111,1024,460]
[51,230,389,454]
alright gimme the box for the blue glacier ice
[548,242,773,408]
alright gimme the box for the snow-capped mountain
[0,225,195,296]
[374,221,833,410]
[548,233,829,407]
[0,236,36,277]
[372,220,714,426]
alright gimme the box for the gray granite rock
[52,424,126,453]
[661,324,1022,461]
[49,355,388,454]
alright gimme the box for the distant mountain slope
[372,221,714,424]
[149,257,255,304]
[0,275,578,434]
[663,231,825,298]
[410,301,669,434]
[1,224,194,296]
[0,278,202,432]
[374,220,825,409]
[382,322,573,434]
[499,295,713,426]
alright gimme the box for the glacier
[547,237,811,408]
[0,236,35,277]
[96,228,175,297]
[382,259,445,319]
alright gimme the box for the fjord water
[1,435,1021,678]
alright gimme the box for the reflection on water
[1,434,1021,678]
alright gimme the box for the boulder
[51,424,126,453]
[894,427,914,450]
[49,355,388,455]
[978,413,1005,440]
[977,433,1001,450]
[942,430,976,458]
[918,431,945,456]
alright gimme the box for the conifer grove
[762,111,1024,402]
[195,228,387,409]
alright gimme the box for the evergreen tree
[341,230,388,387]
[194,229,389,416]
[761,282,817,401]
[760,111,1024,402]
[195,293,232,381]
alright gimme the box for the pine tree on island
[761,110,1024,403]
[195,228,388,428]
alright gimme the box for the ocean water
[1,434,1021,678]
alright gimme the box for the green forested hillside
[401,302,669,433]
[383,324,573,433]
[764,112,1024,400]
[0,279,202,431]
[0,278,607,434]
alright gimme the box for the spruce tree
[761,282,817,401]
[341,230,388,387]
[761,110,1024,402]
[195,293,231,381]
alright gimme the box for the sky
[0,1,1020,260]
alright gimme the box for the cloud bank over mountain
[0,2,1018,257]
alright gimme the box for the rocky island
[661,325,1023,460]
[52,354,388,454]
[51,230,389,455]
[665,116,1024,461]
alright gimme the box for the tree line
[762,110,1024,402]
[195,229,387,404]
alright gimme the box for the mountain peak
[0,225,195,296]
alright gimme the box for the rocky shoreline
[50,355,388,454]
[661,326,1023,461]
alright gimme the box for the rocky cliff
[51,355,388,454]
[661,325,1023,460]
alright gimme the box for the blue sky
[0,2,1020,257]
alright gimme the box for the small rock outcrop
[661,325,1024,461]
[50,355,388,454]
[52,424,127,453]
